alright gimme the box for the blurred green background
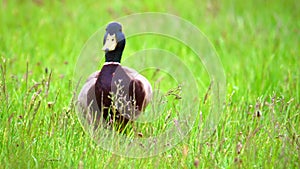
[0,0,299,168]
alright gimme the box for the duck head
[102,22,125,62]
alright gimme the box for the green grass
[1,0,299,168]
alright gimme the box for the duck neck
[105,50,122,63]
[104,39,125,63]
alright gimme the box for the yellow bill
[102,34,117,51]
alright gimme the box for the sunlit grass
[1,0,299,168]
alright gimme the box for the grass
[1,0,299,168]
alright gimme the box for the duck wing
[77,71,101,123]
[122,66,153,111]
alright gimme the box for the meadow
[1,0,299,168]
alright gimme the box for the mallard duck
[78,22,152,128]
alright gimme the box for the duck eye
[112,39,114,42]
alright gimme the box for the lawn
[0,0,299,168]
